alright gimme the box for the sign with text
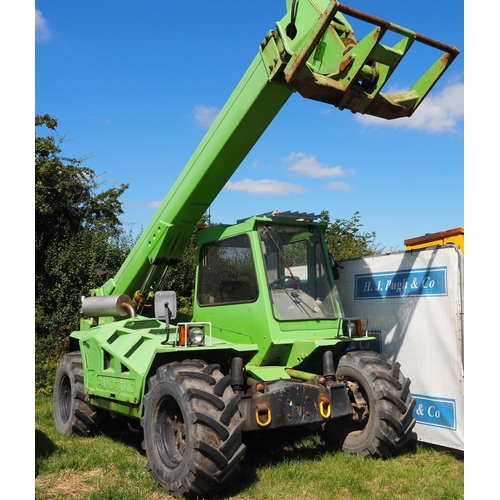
[413,394,457,430]
[354,266,448,299]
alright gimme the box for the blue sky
[34,0,464,251]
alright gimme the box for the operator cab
[195,211,344,324]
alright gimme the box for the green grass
[35,394,464,500]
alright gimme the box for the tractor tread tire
[141,359,245,499]
[324,350,415,458]
[53,352,110,436]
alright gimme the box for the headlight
[188,326,205,345]
[178,324,205,346]
[343,319,362,337]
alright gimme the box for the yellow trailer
[404,227,464,253]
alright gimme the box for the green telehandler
[53,1,459,497]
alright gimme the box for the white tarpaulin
[335,245,464,451]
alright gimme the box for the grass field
[35,394,464,499]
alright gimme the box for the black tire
[53,352,110,436]
[324,350,415,458]
[141,359,246,499]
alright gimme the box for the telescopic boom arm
[94,0,459,308]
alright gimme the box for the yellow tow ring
[319,395,331,419]
[255,403,272,427]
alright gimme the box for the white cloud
[325,181,353,192]
[225,178,308,195]
[35,9,52,43]
[147,201,162,209]
[193,105,219,128]
[406,81,464,133]
[123,201,161,210]
[355,81,464,133]
[89,115,112,125]
[284,152,355,178]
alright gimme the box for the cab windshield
[258,223,343,321]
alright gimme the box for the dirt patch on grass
[35,468,172,500]
[36,468,104,497]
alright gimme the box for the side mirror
[329,253,343,281]
[154,291,177,322]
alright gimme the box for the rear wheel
[53,352,110,436]
[141,359,246,499]
[324,350,415,458]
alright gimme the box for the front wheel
[53,352,110,436]
[324,350,415,458]
[141,359,246,499]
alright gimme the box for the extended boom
[95,0,458,309]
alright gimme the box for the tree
[35,114,133,384]
[35,114,127,245]
[320,210,384,261]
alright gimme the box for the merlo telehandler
[52,1,459,497]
